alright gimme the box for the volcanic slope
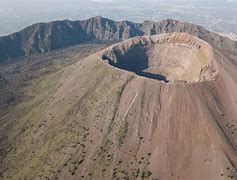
[0,33,237,180]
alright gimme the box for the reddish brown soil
[49,33,236,179]
[1,33,236,180]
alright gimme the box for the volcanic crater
[102,33,219,83]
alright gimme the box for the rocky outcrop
[0,16,236,61]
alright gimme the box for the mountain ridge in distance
[0,16,237,63]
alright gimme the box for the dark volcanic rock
[0,16,236,62]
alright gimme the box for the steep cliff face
[0,16,237,62]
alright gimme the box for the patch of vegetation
[116,120,129,147]
[174,82,182,89]
[0,43,113,179]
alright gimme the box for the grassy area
[117,120,129,147]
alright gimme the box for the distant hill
[0,16,236,62]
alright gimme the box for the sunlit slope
[0,35,237,180]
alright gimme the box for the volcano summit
[101,33,219,83]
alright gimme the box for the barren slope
[0,33,237,180]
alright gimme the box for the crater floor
[101,33,219,83]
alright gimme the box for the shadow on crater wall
[102,46,169,83]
